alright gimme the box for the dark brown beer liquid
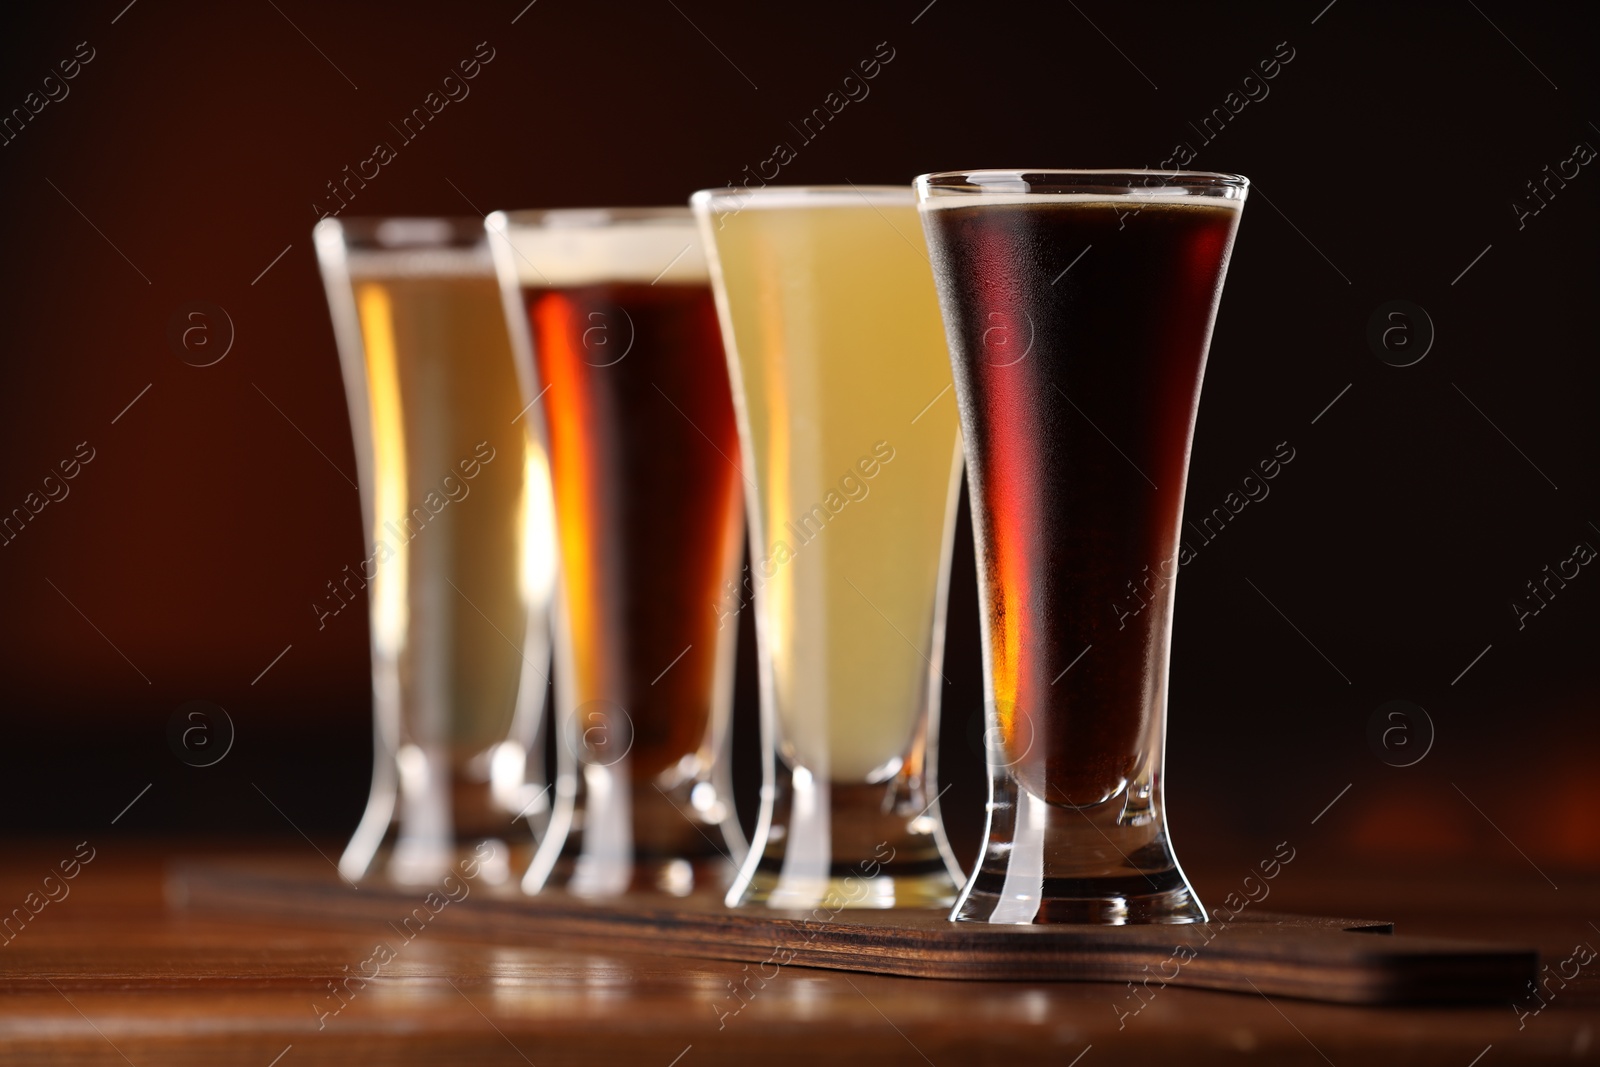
[521,282,741,788]
[923,199,1240,807]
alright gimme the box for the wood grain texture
[3,844,1595,1066]
[170,855,1534,1004]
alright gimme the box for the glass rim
[487,206,693,230]
[914,169,1249,201]
[691,184,914,210]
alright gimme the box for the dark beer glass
[487,208,745,898]
[916,170,1248,923]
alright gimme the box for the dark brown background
[0,1,1594,890]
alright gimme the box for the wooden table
[2,842,1594,1065]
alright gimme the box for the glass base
[952,866,1204,924]
[950,776,1205,925]
[538,854,736,899]
[340,741,542,886]
[738,862,958,910]
[377,839,527,888]
[729,775,962,910]
[523,757,743,899]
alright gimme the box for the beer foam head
[315,217,497,279]
[488,209,708,287]
[343,245,494,280]
[917,190,1246,210]
[690,185,915,213]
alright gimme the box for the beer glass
[314,217,557,886]
[486,208,746,898]
[915,169,1248,924]
[692,186,965,910]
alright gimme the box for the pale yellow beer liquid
[705,200,959,782]
[348,250,553,762]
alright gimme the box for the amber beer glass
[487,208,745,898]
[314,218,557,886]
[693,186,965,910]
[916,170,1248,924]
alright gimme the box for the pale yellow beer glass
[315,217,556,886]
[692,186,965,909]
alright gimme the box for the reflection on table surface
[0,842,1595,1066]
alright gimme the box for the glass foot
[739,863,958,910]
[952,867,1204,924]
[950,778,1205,925]
[729,776,963,910]
[523,758,744,899]
[537,855,735,899]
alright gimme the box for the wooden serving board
[169,857,1534,1006]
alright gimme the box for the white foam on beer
[690,186,914,212]
[344,246,495,279]
[918,190,1245,210]
[493,215,708,286]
